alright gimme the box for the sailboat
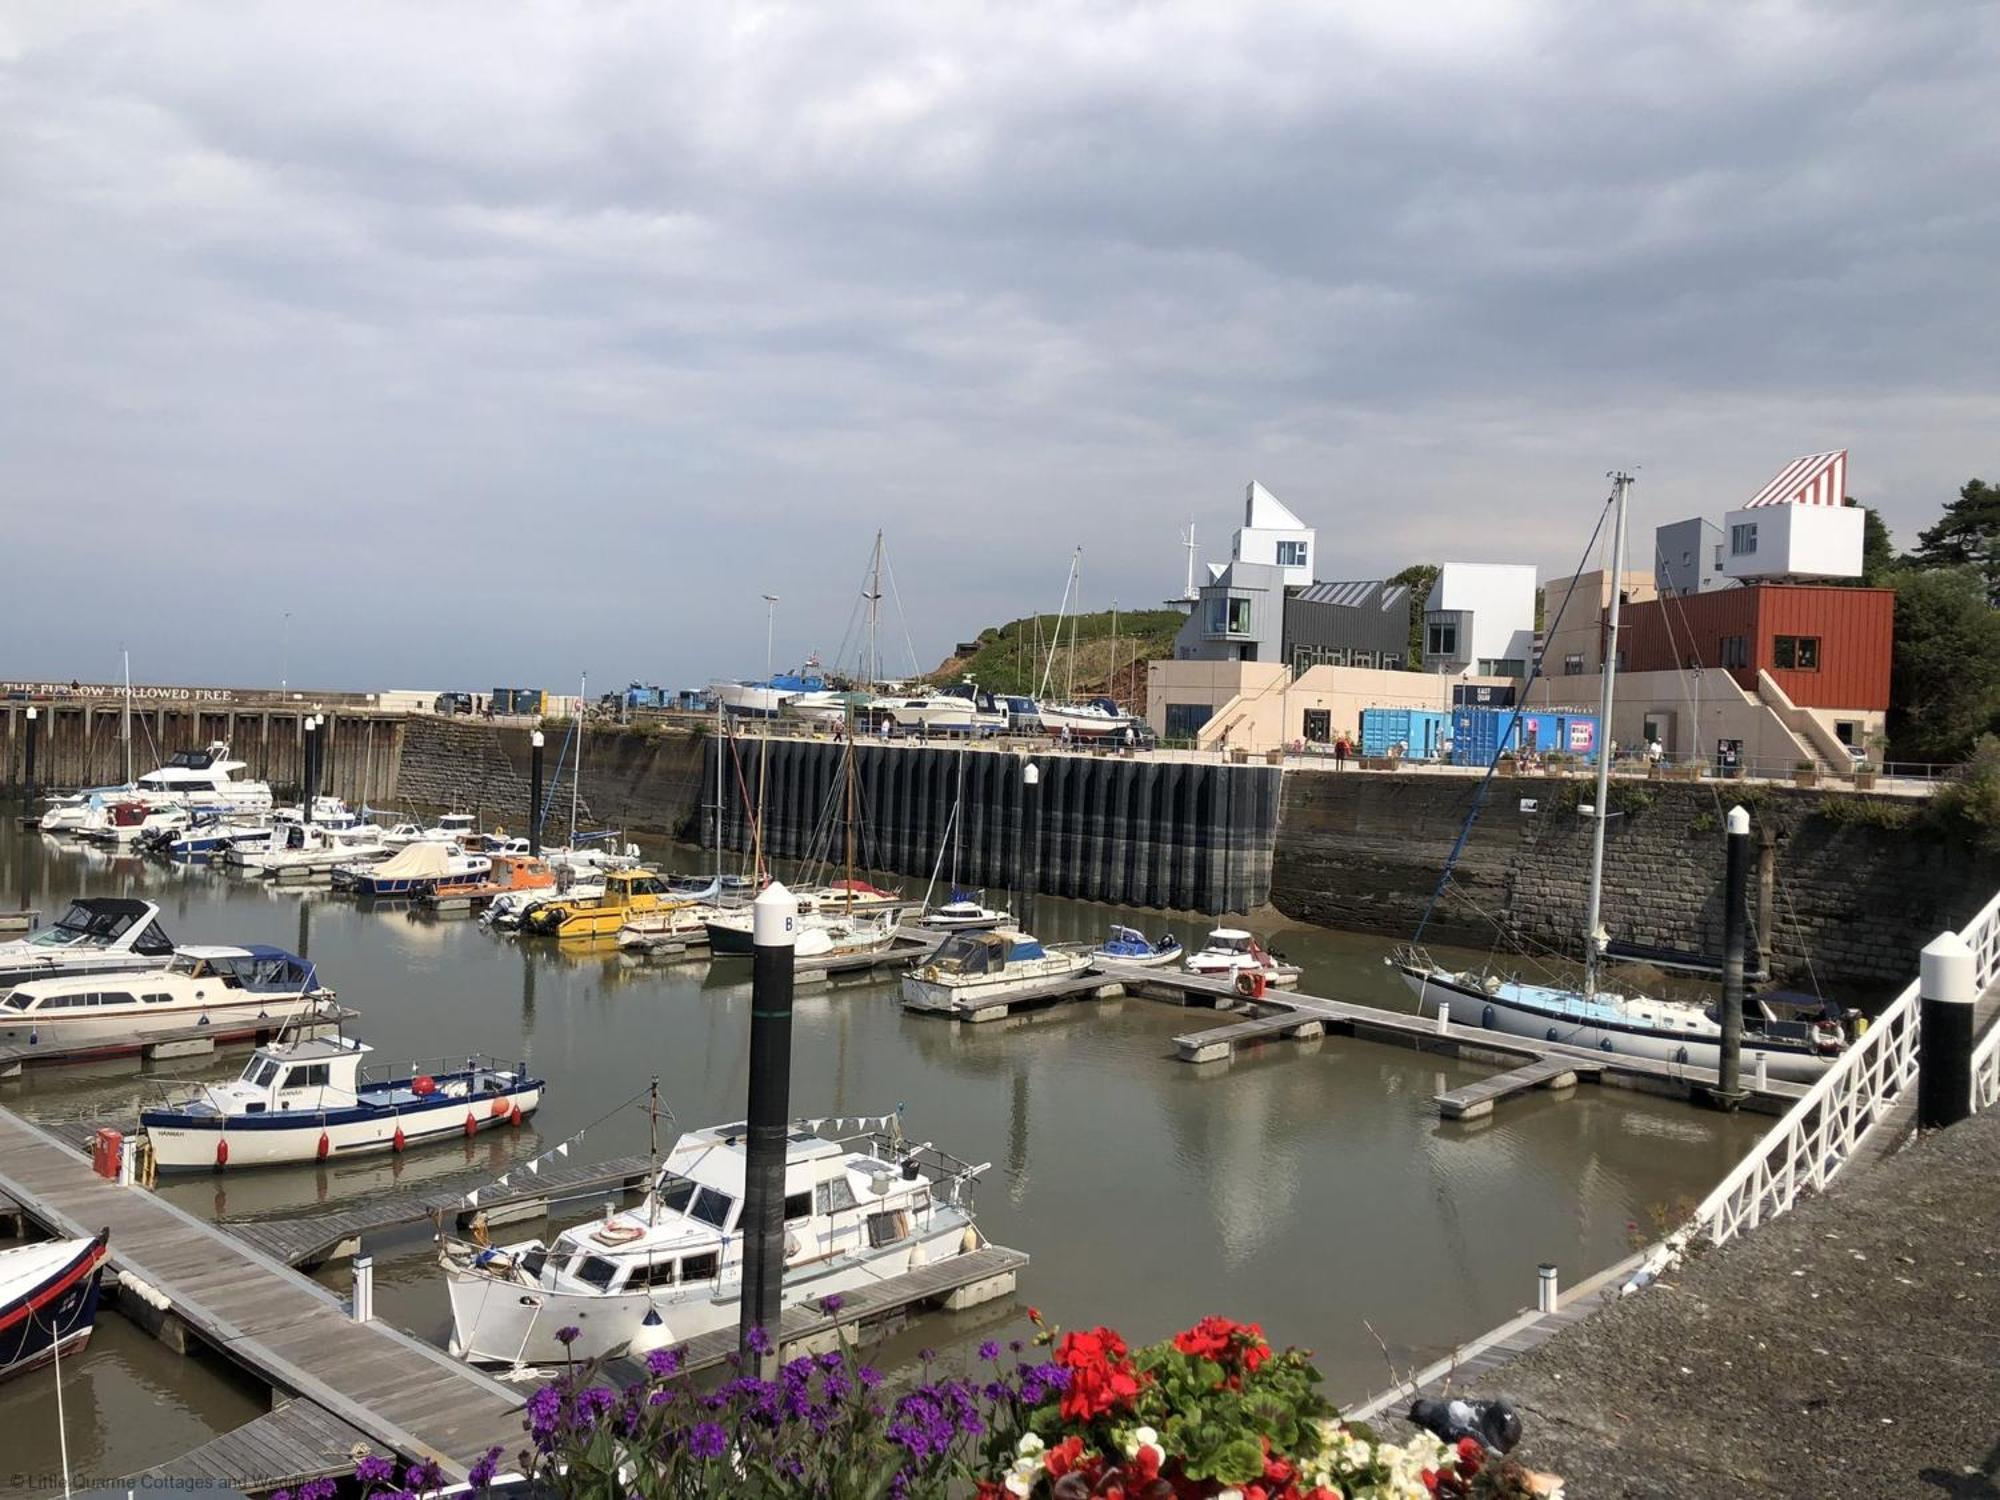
[1034,550,1136,740]
[1390,474,1848,1084]
[921,748,1012,929]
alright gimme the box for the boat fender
[1599,1038,1615,1052]
[629,1307,673,1355]
[1482,1004,1495,1030]
[490,1097,511,1119]
[960,1226,980,1254]
[393,1126,407,1152]
[413,1076,437,1097]
[785,1232,802,1259]
[1675,1046,1690,1065]
[1483,975,1502,994]
[908,1239,926,1269]
[214,1137,229,1170]
[1546,1027,1560,1042]
[465,1112,478,1139]
[316,1131,330,1161]
[508,1103,524,1127]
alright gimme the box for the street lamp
[761,594,780,683]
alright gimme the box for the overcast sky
[2,1,1993,693]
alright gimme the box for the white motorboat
[333,841,491,896]
[59,744,275,836]
[37,785,127,834]
[438,1114,986,1365]
[871,693,1004,737]
[712,667,828,719]
[1183,928,1302,987]
[900,929,1091,1010]
[380,813,479,849]
[231,822,389,877]
[1092,925,1183,967]
[0,945,333,1052]
[141,1036,543,1171]
[920,895,1013,930]
[0,898,178,989]
[1037,697,1136,741]
[155,816,274,859]
[76,797,192,846]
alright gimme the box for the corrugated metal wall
[1617,585,1892,710]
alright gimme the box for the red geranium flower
[1053,1326,1148,1422]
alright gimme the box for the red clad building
[1617,583,1893,711]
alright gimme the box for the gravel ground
[1455,1114,2000,1497]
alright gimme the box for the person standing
[1333,735,1349,770]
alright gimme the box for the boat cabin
[167,945,323,994]
[438,813,478,837]
[930,929,1050,973]
[1200,928,1255,956]
[222,1037,371,1113]
[13,899,174,957]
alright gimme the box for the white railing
[1965,889,2000,1113]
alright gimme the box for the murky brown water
[0,815,1763,1491]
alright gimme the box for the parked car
[433,692,475,715]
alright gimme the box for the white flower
[1405,1430,1449,1467]
[1133,1425,1159,1448]
[1016,1433,1046,1459]
[1003,1471,1034,1499]
[1218,1490,1244,1500]
[1340,1436,1373,1470]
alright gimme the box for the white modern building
[1422,563,1537,678]
[1230,481,1316,587]
[1720,450,1864,582]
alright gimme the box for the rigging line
[879,542,923,681]
[1415,489,1618,941]
[458,1077,662,1206]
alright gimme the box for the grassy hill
[927,608,1185,704]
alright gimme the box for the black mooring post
[1019,760,1042,933]
[529,730,545,857]
[1918,932,1976,1130]
[23,707,38,812]
[1717,804,1750,1103]
[302,716,317,825]
[739,881,798,1377]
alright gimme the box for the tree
[1883,565,2000,763]
[1842,499,1898,585]
[1912,478,2000,604]
[1388,563,1438,668]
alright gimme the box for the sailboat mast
[572,671,585,844]
[867,531,883,689]
[952,746,964,890]
[122,649,133,784]
[1582,472,1633,999]
[1066,554,1080,703]
[1111,599,1119,707]
[843,732,857,910]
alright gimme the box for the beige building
[1537,568,1656,682]
[1147,659,1513,754]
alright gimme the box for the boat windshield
[2,991,30,1011]
[1210,933,1251,953]
[166,749,216,770]
[30,902,156,950]
[242,1056,281,1087]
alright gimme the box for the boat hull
[1396,966,1837,1084]
[900,954,1092,1009]
[0,1235,109,1385]
[0,994,330,1053]
[445,1216,971,1366]
[144,1082,543,1171]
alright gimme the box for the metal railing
[1672,882,2000,1251]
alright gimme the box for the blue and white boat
[1092,925,1182,967]
[333,841,490,897]
[141,1036,545,1171]
[0,1231,111,1384]
[712,667,827,719]
[157,817,274,859]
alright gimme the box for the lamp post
[762,594,780,684]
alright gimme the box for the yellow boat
[520,869,687,940]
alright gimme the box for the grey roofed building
[1282,580,1411,673]
[1170,559,1285,663]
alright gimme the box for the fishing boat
[1389,473,1848,1084]
[0,898,177,989]
[0,1231,111,1384]
[485,879,606,931]
[900,929,1091,1009]
[141,1036,544,1171]
[0,945,333,1051]
[232,821,390,877]
[1183,928,1301,987]
[424,854,558,910]
[333,841,491,897]
[438,1112,986,1365]
[1093,925,1182,967]
[520,869,692,939]
[920,894,1013,930]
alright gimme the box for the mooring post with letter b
[1715,805,1751,1105]
[1918,931,1976,1130]
[739,881,798,1377]
[529,730,545,857]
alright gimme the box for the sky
[2,1,1994,693]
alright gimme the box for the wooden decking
[127,1397,373,1493]
[0,1104,526,1478]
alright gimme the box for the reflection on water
[1,816,1764,1478]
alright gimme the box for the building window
[1719,635,1748,668]
[1163,703,1214,740]
[1209,596,1252,634]
[1563,653,1584,676]
[1477,658,1525,678]
[1206,596,1226,634]
[1730,522,1758,556]
[1227,597,1252,634]
[1302,709,1330,742]
[1276,540,1307,569]
[1773,635,1820,671]
[1426,622,1458,658]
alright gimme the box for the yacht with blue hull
[142,1036,545,1171]
[0,1231,111,1384]
[1092,925,1182,967]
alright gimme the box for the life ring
[592,1222,645,1246]
[1234,969,1266,1000]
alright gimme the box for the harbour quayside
[439,1112,988,1366]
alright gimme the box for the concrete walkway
[1448,1114,2000,1497]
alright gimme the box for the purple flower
[917,1346,936,1364]
[858,1364,882,1389]
[298,1482,340,1500]
[689,1420,729,1459]
[571,1386,618,1428]
[646,1346,683,1377]
[555,1325,581,1346]
[1008,1339,1024,1353]
[402,1458,445,1494]
[355,1456,397,1486]
[525,1384,564,1442]
[818,1293,845,1314]
[648,1388,675,1407]
[272,1490,293,1500]
[466,1447,502,1491]
[747,1324,773,1356]
[978,1340,1001,1361]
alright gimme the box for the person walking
[1333,734,1349,770]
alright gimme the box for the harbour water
[0,813,1765,1487]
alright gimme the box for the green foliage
[1388,563,1439,668]
[1841,499,1899,586]
[1913,478,2000,605]
[1931,735,2000,852]
[1608,780,1657,815]
[935,609,1185,696]
[1813,793,1915,831]
[1882,565,2000,763]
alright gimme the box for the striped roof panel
[1744,450,1847,508]
[1294,580,1409,611]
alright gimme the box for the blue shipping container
[1450,708,1600,766]
[1360,708,1451,760]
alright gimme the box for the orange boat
[425,854,557,909]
